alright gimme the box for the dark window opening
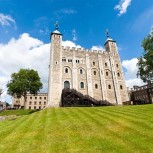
[65,68,68,73]
[108,85,111,89]
[80,82,84,88]
[64,81,70,89]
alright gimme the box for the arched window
[108,85,111,89]
[106,72,108,76]
[80,82,84,88]
[116,64,119,68]
[94,71,96,75]
[65,68,68,73]
[95,84,98,89]
[117,72,120,77]
[93,62,95,66]
[105,63,107,67]
[64,81,70,89]
[120,85,123,90]
[80,69,83,74]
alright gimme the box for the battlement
[62,46,104,54]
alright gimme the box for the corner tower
[104,30,129,104]
[48,22,63,107]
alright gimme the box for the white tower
[48,22,63,107]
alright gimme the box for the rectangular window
[29,101,32,105]
[34,106,36,110]
[68,59,72,62]
[34,101,37,105]
[35,97,37,100]
[39,102,41,105]
[44,97,46,100]
[62,58,66,62]
[30,97,32,99]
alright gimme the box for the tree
[137,28,153,83]
[7,69,43,108]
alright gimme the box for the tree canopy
[137,28,153,83]
[7,69,43,107]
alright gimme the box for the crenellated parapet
[62,46,104,54]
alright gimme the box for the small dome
[53,29,61,34]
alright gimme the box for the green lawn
[0,105,153,153]
[0,109,37,116]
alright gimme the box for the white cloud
[122,58,145,88]
[0,33,50,102]
[115,0,132,16]
[91,45,104,51]
[0,13,16,28]
[62,40,81,48]
[72,29,77,41]
[0,34,83,103]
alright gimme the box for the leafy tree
[137,28,153,83]
[7,69,43,108]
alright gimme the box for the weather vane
[54,21,59,30]
[105,29,110,38]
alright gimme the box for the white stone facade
[12,93,48,109]
[48,29,129,107]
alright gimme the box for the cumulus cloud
[62,40,81,48]
[0,34,83,103]
[91,45,104,51]
[115,0,132,16]
[122,58,145,88]
[0,13,16,28]
[0,33,50,102]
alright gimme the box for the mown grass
[0,109,37,116]
[0,105,153,153]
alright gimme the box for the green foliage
[1,105,153,152]
[7,69,43,99]
[137,28,153,82]
[0,109,37,116]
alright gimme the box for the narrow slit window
[95,84,98,89]
[108,85,111,89]
[65,68,68,73]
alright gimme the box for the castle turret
[48,22,63,107]
[104,30,129,104]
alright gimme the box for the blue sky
[0,0,153,102]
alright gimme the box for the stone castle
[48,23,129,107]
